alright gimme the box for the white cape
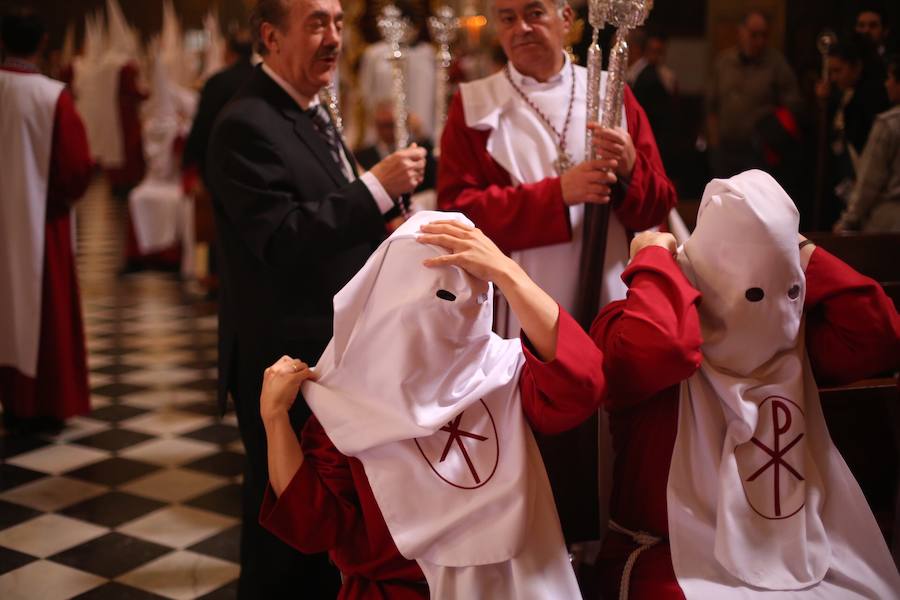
[0,70,64,377]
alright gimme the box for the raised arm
[258,357,358,553]
[804,247,900,384]
[590,233,703,408]
[417,221,606,433]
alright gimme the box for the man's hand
[369,144,427,198]
[588,124,636,178]
[417,220,515,283]
[260,356,317,424]
[560,158,618,206]
[630,231,677,259]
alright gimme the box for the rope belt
[608,520,662,600]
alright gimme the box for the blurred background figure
[706,9,802,179]
[855,3,891,68]
[834,53,900,232]
[627,29,679,180]
[0,9,93,433]
[816,33,890,227]
[354,98,437,208]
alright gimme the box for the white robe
[0,70,64,377]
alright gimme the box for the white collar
[261,62,320,111]
[507,52,570,89]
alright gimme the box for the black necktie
[308,104,351,180]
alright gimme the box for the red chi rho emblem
[414,400,499,489]
[736,396,806,520]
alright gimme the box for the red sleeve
[612,86,678,232]
[590,246,702,409]
[436,91,572,254]
[519,307,607,435]
[804,248,900,384]
[47,89,93,208]
[259,417,360,554]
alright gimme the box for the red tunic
[436,85,676,254]
[106,62,147,190]
[259,309,607,599]
[590,246,900,600]
[0,67,93,421]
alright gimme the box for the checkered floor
[0,177,241,599]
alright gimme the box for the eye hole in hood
[436,289,457,302]
[745,287,765,302]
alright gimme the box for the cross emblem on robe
[439,414,488,484]
[745,399,805,517]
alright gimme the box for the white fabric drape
[0,71,64,376]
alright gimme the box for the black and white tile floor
[0,178,241,599]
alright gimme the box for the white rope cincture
[608,519,662,600]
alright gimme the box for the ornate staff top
[428,5,459,148]
[816,29,837,80]
[606,0,652,28]
[378,4,410,57]
[585,0,612,161]
[588,0,612,29]
[429,5,459,49]
[600,0,653,129]
[378,4,412,149]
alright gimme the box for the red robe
[260,309,607,599]
[437,85,676,255]
[437,83,677,543]
[0,67,93,421]
[590,246,900,600]
[106,62,147,191]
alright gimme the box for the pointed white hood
[201,10,225,80]
[105,0,139,63]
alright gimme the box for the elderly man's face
[265,0,343,97]
[493,0,571,78]
[738,13,768,59]
[856,11,885,45]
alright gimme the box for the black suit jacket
[183,57,255,183]
[207,66,387,413]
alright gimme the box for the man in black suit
[206,0,426,596]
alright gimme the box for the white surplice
[0,70,64,377]
[459,54,629,338]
